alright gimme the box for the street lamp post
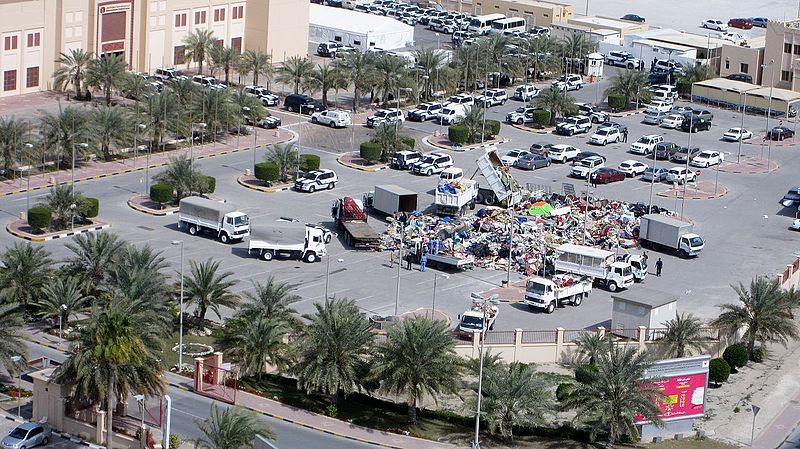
[429,273,449,318]
[681,121,694,219]
[582,170,591,244]
[765,60,776,170]
[70,203,77,231]
[737,92,747,163]
[471,303,490,449]
[324,256,344,301]
[751,404,760,446]
[58,304,67,345]
[134,394,146,449]
[23,143,33,214]
[171,240,185,371]
[190,123,207,167]
[10,355,22,417]
[72,142,88,199]
[240,107,250,151]
[648,140,657,214]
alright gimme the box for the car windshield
[8,428,28,439]
[234,216,249,227]
[596,130,610,135]
[301,172,319,180]
[689,237,704,247]
[698,152,713,158]
[374,111,388,118]
[460,315,484,329]
[636,137,650,143]
[514,107,526,113]
[526,281,547,295]
[727,128,739,133]
[420,156,436,164]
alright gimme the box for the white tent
[309,4,414,51]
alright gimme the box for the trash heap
[436,179,470,194]
[382,192,673,274]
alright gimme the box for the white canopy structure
[309,4,414,51]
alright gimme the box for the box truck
[248,223,326,263]
[638,214,704,257]
[178,197,250,243]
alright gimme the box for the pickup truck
[456,298,498,336]
[524,275,592,313]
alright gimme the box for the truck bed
[427,253,475,268]
[341,221,381,248]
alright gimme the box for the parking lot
[0,415,84,449]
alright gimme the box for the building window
[353,40,361,46]
[740,63,749,73]
[194,11,207,25]
[214,39,223,48]
[26,67,39,88]
[174,45,186,65]
[214,8,226,22]
[231,37,242,53]
[232,5,244,19]
[785,42,793,53]
[175,13,187,27]
[781,70,793,82]
[724,60,730,69]
[4,35,18,51]
[334,36,342,42]
[26,32,40,48]
[3,70,16,91]
[795,45,800,55]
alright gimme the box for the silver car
[641,167,669,182]
[1,423,52,449]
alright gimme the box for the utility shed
[308,4,414,51]
[611,288,678,338]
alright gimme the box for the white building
[308,4,414,51]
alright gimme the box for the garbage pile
[382,192,674,275]
[437,179,470,194]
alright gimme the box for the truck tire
[262,250,274,261]
[219,233,229,244]
[188,225,198,236]
[573,293,583,306]
[475,193,485,204]
[679,249,688,258]
[607,282,618,292]
[304,252,318,263]
[546,302,555,314]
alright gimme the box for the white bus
[468,13,506,35]
[489,17,526,35]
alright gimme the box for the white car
[571,156,605,178]
[660,114,686,129]
[666,167,696,184]
[293,169,338,192]
[618,160,648,177]
[589,127,621,145]
[547,144,580,163]
[690,150,724,167]
[722,127,753,141]
[645,101,673,114]
[311,110,352,128]
[512,84,540,101]
[366,108,404,128]
[551,74,584,91]
[702,19,728,31]
[476,88,508,107]
[791,219,800,231]
[500,149,531,166]
[410,152,454,175]
[630,134,664,156]
[505,106,539,125]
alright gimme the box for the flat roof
[376,184,416,196]
[693,78,758,94]
[570,16,641,30]
[612,288,678,309]
[552,22,618,36]
[496,0,571,9]
[746,86,800,103]
[633,39,694,52]
[649,32,727,50]
[309,4,413,35]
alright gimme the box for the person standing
[420,253,427,272]
[655,258,663,277]
[623,129,628,142]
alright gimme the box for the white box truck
[365,185,418,216]
[524,274,593,313]
[178,196,250,243]
[553,243,634,292]
[248,223,327,263]
[435,179,477,216]
[638,214,704,257]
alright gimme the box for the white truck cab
[178,197,250,243]
[553,243,635,292]
[456,299,498,335]
[440,167,464,181]
[524,275,592,313]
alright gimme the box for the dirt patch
[338,151,388,169]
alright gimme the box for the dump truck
[524,274,593,313]
[364,185,418,216]
[475,147,523,207]
[331,196,381,249]
[434,179,478,216]
[553,243,634,292]
[638,214,704,257]
[247,222,326,263]
[178,196,250,243]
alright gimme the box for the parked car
[642,166,669,181]
[284,94,325,114]
[515,153,551,170]
[410,152,454,175]
[692,109,714,120]
[782,187,800,207]
[294,169,338,192]
[728,18,753,29]
[630,134,664,155]
[659,113,686,129]
[311,110,351,128]
[589,127,621,145]
[620,13,645,22]
[767,126,795,140]
[551,74,584,91]
[605,50,641,69]
[254,116,282,129]
[671,146,701,163]
[726,73,754,83]
[153,67,187,82]
[618,160,648,177]
[1,423,52,449]
[654,142,680,160]
[681,116,712,132]
[722,127,753,141]
[436,105,467,125]
[555,116,592,136]
[547,144,580,163]
[666,167,696,184]
[702,19,728,31]
[317,41,342,57]
[670,105,694,115]
[243,85,279,106]
[366,108,404,128]
[407,103,443,121]
[691,150,724,167]
[475,89,508,107]
[575,103,610,123]
[512,85,540,101]
[446,94,474,107]
[574,151,606,163]
[505,106,540,125]
[192,75,225,90]
[500,149,531,166]
[645,101,673,114]
[750,17,769,27]
[591,168,626,184]
[643,111,668,125]
[791,219,800,231]
[529,143,553,155]
[604,121,628,133]
[571,155,605,179]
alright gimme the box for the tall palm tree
[575,332,609,365]
[64,232,126,296]
[373,54,408,104]
[194,404,275,449]
[209,46,240,85]
[662,312,706,358]
[183,29,216,74]
[171,78,198,108]
[52,48,94,100]
[85,54,128,105]
[712,276,800,359]
[459,105,486,144]
[90,106,132,161]
[192,88,236,138]
[307,64,342,106]
[154,155,207,201]
[480,34,524,86]
[335,52,376,112]
[276,56,315,94]
[293,298,374,402]
[534,88,577,125]
[38,105,92,168]
[0,242,52,311]
[454,45,484,95]
[239,277,301,324]
[238,50,273,87]
[228,90,265,130]
[563,341,662,447]
[0,303,28,374]
[371,317,461,423]
[264,143,299,182]
[217,316,292,378]
[0,116,26,177]
[34,275,93,330]
[106,244,171,318]
[119,72,151,100]
[480,362,554,440]
[415,48,447,100]
[681,63,716,83]
[182,258,239,322]
[371,123,406,161]
[147,92,180,148]
[560,32,598,71]
[605,70,650,109]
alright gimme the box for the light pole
[394,219,406,317]
[69,203,77,231]
[324,256,344,301]
[190,122,207,167]
[737,92,747,163]
[58,304,67,345]
[648,140,657,214]
[764,59,776,170]
[750,404,760,446]
[429,273,449,318]
[72,142,88,199]
[171,240,185,371]
[240,106,250,151]
[681,120,694,219]
[23,143,33,214]
[582,170,591,244]
[134,394,146,449]
[505,211,515,286]
[470,296,491,449]
[10,355,22,417]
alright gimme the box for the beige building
[763,19,800,91]
[442,0,574,27]
[0,0,309,98]
[719,37,765,85]
[551,15,648,46]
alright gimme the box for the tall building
[0,0,309,98]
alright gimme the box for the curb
[718,163,780,174]
[656,188,728,200]
[424,136,509,152]
[6,222,111,242]
[744,140,798,147]
[236,176,291,193]
[0,412,105,449]
[510,123,553,134]
[127,197,179,216]
[610,109,645,118]
[336,156,389,172]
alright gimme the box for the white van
[468,13,505,35]
[489,17,526,35]
[437,104,467,125]
[343,0,370,9]
[440,167,464,181]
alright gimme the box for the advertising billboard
[635,355,710,424]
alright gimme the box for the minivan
[284,94,326,114]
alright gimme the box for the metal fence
[611,328,641,340]
[483,331,516,345]
[521,330,557,344]
[563,329,592,343]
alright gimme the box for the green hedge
[751,347,765,363]
[575,364,599,384]
[202,176,216,194]
[607,93,626,111]
[84,198,99,218]
[676,79,692,95]
[27,207,52,231]
[150,183,174,205]
[556,382,574,402]
[400,136,415,149]
[532,109,550,126]
[299,154,321,171]
[709,358,730,386]
[448,125,469,145]
[255,162,279,182]
[723,343,748,372]
[484,119,501,137]
[359,142,382,162]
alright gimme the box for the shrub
[607,93,627,111]
[169,434,181,449]
[201,176,216,194]
[484,119,501,138]
[359,142,382,162]
[723,343,748,372]
[676,79,692,95]
[751,346,765,363]
[27,207,52,231]
[254,162,280,182]
[574,363,599,384]
[448,125,469,145]
[150,183,174,206]
[556,382,574,402]
[709,358,730,386]
[400,136,415,149]
[84,198,99,218]
[299,154,321,171]
[532,109,550,127]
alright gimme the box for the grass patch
[157,331,216,370]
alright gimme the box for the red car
[591,168,626,184]
[728,18,753,29]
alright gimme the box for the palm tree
[535,87,577,125]
[238,50,273,87]
[239,277,301,324]
[105,244,171,317]
[373,54,408,104]
[194,404,275,449]
[192,88,236,138]
[415,48,447,100]
[293,298,374,403]
[371,123,406,161]
[662,312,706,358]
[171,78,198,108]
[563,341,663,447]
[480,35,524,86]
[459,105,485,144]
[154,155,208,201]
[605,70,650,109]
[307,64,342,106]
[681,63,716,83]
[0,303,28,374]
[52,48,94,100]
[480,362,554,440]
[85,54,128,105]
[276,56,315,94]
[371,317,461,423]
[560,32,598,71]
[90,106,132,161]
[119,72,151,100]
[0,116,26,177]
[64,232,126,296]
[182,258,239,322]
[209,46,240,85]
[264,142,299,182]
[38,105,92,168]
[576,332,609,365]
[147,92,180,148]
[34,275,92,330]
[41,183,89,230]
[217,316,292,377]
[183,29,216,74]
[228,90,265,130]
[712,276,800,359]
[335,52,376,111]
[0,242,52,311]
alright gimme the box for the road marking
[172,407,206,420]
